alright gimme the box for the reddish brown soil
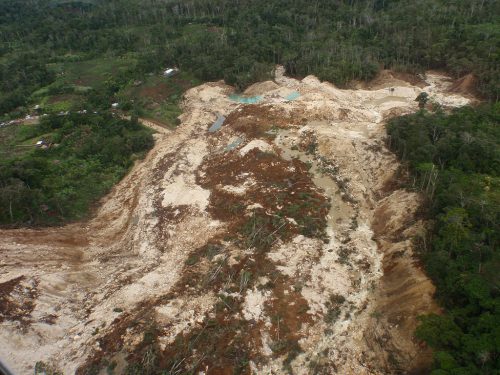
[140,83,172,102]
[224,105,299,139]
[140,117,171,129]
[367,189,439,374]
[360,70,427,90]
[0,276,38,326]
[198,147,329,240]
[138,77,196,103]
[77,121,331,374]
[47,93,80,104]
[391,71,427,88]
[449,73,478,97]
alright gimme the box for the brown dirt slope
[0,68,472,375]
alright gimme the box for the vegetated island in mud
[0,66,474,375]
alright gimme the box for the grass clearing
[0,123,45,158]
[118,71,202,127]
[48,56,138,88]
[29,56,138,113]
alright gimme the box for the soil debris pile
[0,68,472,374]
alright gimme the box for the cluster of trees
[387,104,499,374]
[0,53,54,114]
[0,113,153,225]
[1,0,499,116]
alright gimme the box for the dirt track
[0,68,472,374]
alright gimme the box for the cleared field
[118,71,202,127]
[30,56,138,112]
[0,123,43,158]
[49,56,138,88]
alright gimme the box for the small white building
[36,140,49,149]
[163,68,179,77]
[111,103,119,109]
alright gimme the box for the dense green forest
[0,113,153,225]
[0,0,499,118]
[387,105,500,374]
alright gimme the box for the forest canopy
[0,0,499,117]
[0,113,153,225]
[387,104,500,374]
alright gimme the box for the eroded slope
[0,68,472,374]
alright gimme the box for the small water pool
[208,114,226,132]
[285,92,301,101]
[228,94,263,104]
[224,137,244,151]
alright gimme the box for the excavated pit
[0,68,473,374]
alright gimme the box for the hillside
[0,1,498,374]
[0,68,475,374]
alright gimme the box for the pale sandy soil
[0,68,472,374]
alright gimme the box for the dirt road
[0,68,472,374]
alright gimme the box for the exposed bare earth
[0,67,472,374]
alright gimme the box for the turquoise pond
[228,94,263,104]
[285,91,301,101]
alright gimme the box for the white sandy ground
[239,139,275,156]
[0,67,472,374]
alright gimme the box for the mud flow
[0,67,473,374]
